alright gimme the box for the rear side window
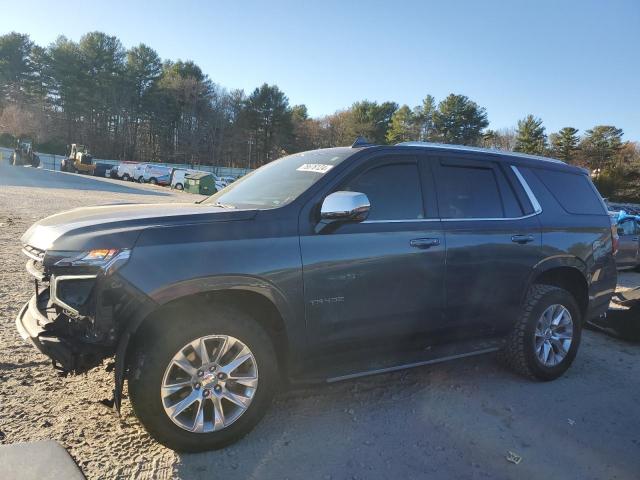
[344,162,424,220]
[533,169,605,215]
[435,164,504,219]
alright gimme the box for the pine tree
[549,127,579,163]
[580,125,623,173]
[431,94,488,145]
[386,105,415,144]
[412,94,436,141]
[514,115,547,155]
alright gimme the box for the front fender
[112,274,299,412]
[149,274,295,329]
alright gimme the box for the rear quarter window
[533,168,605,215]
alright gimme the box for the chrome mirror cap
[320,191,370,222]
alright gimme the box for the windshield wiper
[212,202,236,209]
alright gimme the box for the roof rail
[351,136,372,148]
[396,141,566,165]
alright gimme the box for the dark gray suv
[16,141,617,451]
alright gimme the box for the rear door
[432,156,543,338]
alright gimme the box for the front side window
[343,162,424,221]
[436,164,503,219]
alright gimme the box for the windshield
[202,148,353,208]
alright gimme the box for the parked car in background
[614,212,640,269]
[133,163,149,183]
[16,141,617,452]
[115,162,138,181]
[143,165,173,185]
[171,168,201,190]
[93,163,112,178]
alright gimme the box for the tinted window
[534,169,605,215]
[345,162,423,220]
[436,165,503,219]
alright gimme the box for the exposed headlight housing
[54,249,130,270]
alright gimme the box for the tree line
[1,31,638,200]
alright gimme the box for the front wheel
[128,305,278,452]
[499,284,582,381]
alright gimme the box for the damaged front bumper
[16,289,112,373]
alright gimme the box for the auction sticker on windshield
[297,164,334,174]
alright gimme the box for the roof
[185,172,213,180]
[395,141,566,165]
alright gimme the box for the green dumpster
[184,172,217,195]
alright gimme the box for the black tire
[498,284,582,381]
[138,176,144,183]
[123,174,130,181]
[175,183,183,191]
[128,305,278,452]
[149,178,158,185]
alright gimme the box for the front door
[300,155,445,355]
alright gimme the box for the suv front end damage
[16,245,141,375]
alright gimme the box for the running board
[326,346,500,383]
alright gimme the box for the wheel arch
[114,276,295,411]
[527,257,589,318]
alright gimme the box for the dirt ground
[1,165,639,480]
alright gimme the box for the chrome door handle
[511,234,535,244]
[410,238,440,249]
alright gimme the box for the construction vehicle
[61,144,96,174]
[11,138,40,167]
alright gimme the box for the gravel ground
[1,165,639,480]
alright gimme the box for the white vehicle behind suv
[132,163,149,183]
[115,162,138,181]
[171,168,201,190]
[143,165,173,185]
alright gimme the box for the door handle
[511,234,535,244]
[632,237,639,241]
[410,238,440,249]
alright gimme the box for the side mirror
[318,191,370,231]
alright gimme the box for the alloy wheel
[161,335,259,433]
[534,304,573,367]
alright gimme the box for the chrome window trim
[51,274,98,315]
[510,165,543,214]
[360,212,541,224]
[362,218,439,224]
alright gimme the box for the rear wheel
[122,174,130,181]
[149,178,158,185]
[128,305,278,452]
[499,284,581,381]
[175,183,183,191]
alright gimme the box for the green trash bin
[184,172,218,195]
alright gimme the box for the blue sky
[3,0,639,139]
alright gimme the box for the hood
[22,202,256,251]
